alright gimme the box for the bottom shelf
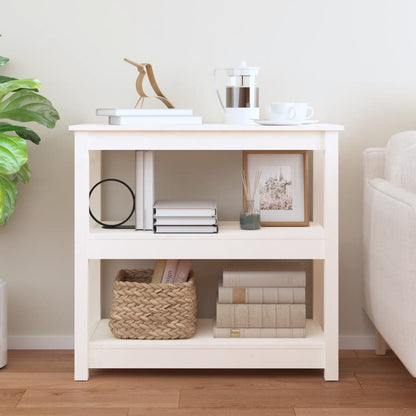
[89,319,325,369]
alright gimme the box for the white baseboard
[8,334,375,350]
[8,335,74,349]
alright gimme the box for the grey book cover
[216,303,306,328]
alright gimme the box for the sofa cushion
[385,131,416,193]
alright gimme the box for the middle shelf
[87,221,326,259]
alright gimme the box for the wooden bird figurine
[124,58,175,109]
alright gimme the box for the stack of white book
[214,262,307,338]
[153,200,218,234]
[96,108,202,125]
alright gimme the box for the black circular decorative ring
[89,178,135,228]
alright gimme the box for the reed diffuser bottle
[240,170,261,230]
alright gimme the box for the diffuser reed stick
[241,169,262,202]
[240,169,262,230]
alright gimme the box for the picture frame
[242,150,309,227]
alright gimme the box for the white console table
[70,123,342,381]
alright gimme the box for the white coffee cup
[291,103,314,123]
[266,102,314,123]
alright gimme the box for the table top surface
[69,123,344,132]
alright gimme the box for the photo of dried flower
[243,150,309,226]
[259,166,293,211]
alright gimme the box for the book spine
[154,225,218,233]
[154,216,217,226]
[213,326,306,338]
[216,303,306,328]
[161,260,178,284]
[135,151,144,230]
[152,259,166,284]
[153,208,217,217]
[222,271,306,288]
[218,286,306,304]
[143,151,155,230]
[173,260,192,283]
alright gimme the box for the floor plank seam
[14,388,27,409]
[353,372,364,389]
[178,388,183,409]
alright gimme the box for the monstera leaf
[0,52,59,225]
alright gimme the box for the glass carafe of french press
[213,60,259,125]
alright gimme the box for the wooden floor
[0,350,415,415]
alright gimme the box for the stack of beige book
[214,262,307,338]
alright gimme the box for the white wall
[1,0,416,346]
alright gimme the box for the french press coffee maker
[213,61,259,125]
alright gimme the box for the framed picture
[243,150,309,226]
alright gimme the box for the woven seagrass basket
[109,269,197,340]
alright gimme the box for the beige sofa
[363,131,416,376]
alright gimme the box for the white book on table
[143,151,155,230]
[108,115,202,126]
[96,108,193,116]
[153,200,217,217]
[154,225,218,234]
[135,151,144,230]
[154,216,217,226]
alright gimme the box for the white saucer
[254,119,319,126]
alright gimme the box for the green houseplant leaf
[0,133,28,175]
[0,122,41,144]
[0,76,39,94]
[0,44,59,225]
[0,78,41,101]
[9,163,31,185]
[0,175,17,225]
[0,75,16,83]
[0,89,59,128]
[0,56,9,66]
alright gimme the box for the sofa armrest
[363,148,386,181]
[363,176,416,375]
[369,178,416,209]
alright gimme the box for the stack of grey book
[214,262,307,338]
